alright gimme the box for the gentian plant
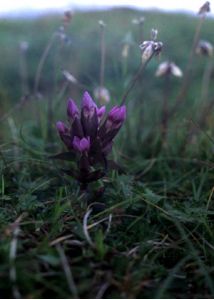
[54,91,126,191]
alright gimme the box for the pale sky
[0,0,212,15]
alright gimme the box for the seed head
[196,40,213,57]
[19,41,29,52]
[198,1,210,15]
[151,28,158,41]
[98,20,106,28]
[94,86,110,104]
[132,16,145,25]
[63,10,73,24]
[140,40,163,63]
[155,61,183,77]
[62,70,78,84]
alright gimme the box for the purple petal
[67,99,79,120]
[96,106,106,119]
[80,137,90,152]
[108,105,126,123]
[73,136,90,152]
[56,121,68,135]
[72,136,81,151]
[82,91,97,110]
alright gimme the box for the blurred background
[0,0,214,156]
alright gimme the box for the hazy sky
[0,0,212,15]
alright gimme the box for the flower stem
[120,54,154,106]
[99,23,106,103]
[169,14,205,117]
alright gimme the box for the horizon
[0,0,213,18]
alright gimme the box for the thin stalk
[170,14,205,117]
[139,20,144,43]
[181,59,214,152]
[46,95,53,145]
[33,33,56,127]
[99,23,106,104]
[19,50,29,96]
[56,244,79,298]
[200,58,213,104]
[120,54,154,106]
[34,33,56,96]
[161,73,170,147]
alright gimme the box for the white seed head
[151,28,158,41]
[62,70,78,83]
[132,16,145,25]
[155,61,183,77]
[140,40,163,63]
[94,86,110,104]
[196,40,213,57]
[19,41,29,52]
[122,44,130,58]
[140,41,154,62]
[98,20,106,27]
[170,63,183,77]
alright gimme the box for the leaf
[38,254,60,267]
[144,188,162,204]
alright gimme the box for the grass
[1,6,214,299]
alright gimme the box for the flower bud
[73,136,90,152]
[96,106,106,120]
[56,121,73,148]
[56,121,68,135]
[67,99,79,120]
[108,105,126,123]
[82,91,97,118]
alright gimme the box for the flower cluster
[55,91,126,188]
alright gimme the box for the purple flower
[98,105,126,146]
[55,91,127,188]
[73,136,90,152]
[56,121,68,135]
[56,121,73,148]
[96,106,106,120]
[67,99,79,120]
[108,105,126,123]
[82,91,97,118]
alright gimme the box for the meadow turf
[1,7,214,298]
